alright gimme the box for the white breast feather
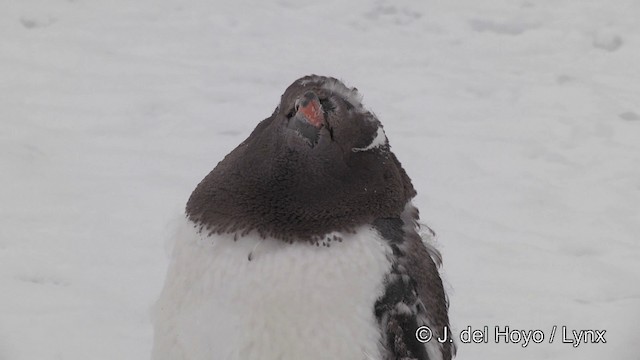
[152,217,394,360]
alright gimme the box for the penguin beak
[287,91,324,145]
[294,92,325,128]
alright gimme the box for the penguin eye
[286,108,295,119]
[319,98,335,112]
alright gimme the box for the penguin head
[186,75,416,242]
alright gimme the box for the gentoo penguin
[152,75,454,360]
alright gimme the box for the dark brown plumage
[186,75,415,243]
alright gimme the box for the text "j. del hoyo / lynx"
[457,325,606,348]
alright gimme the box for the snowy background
[1,0,639,359]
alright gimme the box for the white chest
[152,218,393,360]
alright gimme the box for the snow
[1,0,638,359]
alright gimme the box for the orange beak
[295,92,324,128]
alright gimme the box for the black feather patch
[373,214,455,360]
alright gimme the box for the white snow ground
[1,0,639,359]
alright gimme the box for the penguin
[151,75,454,360]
